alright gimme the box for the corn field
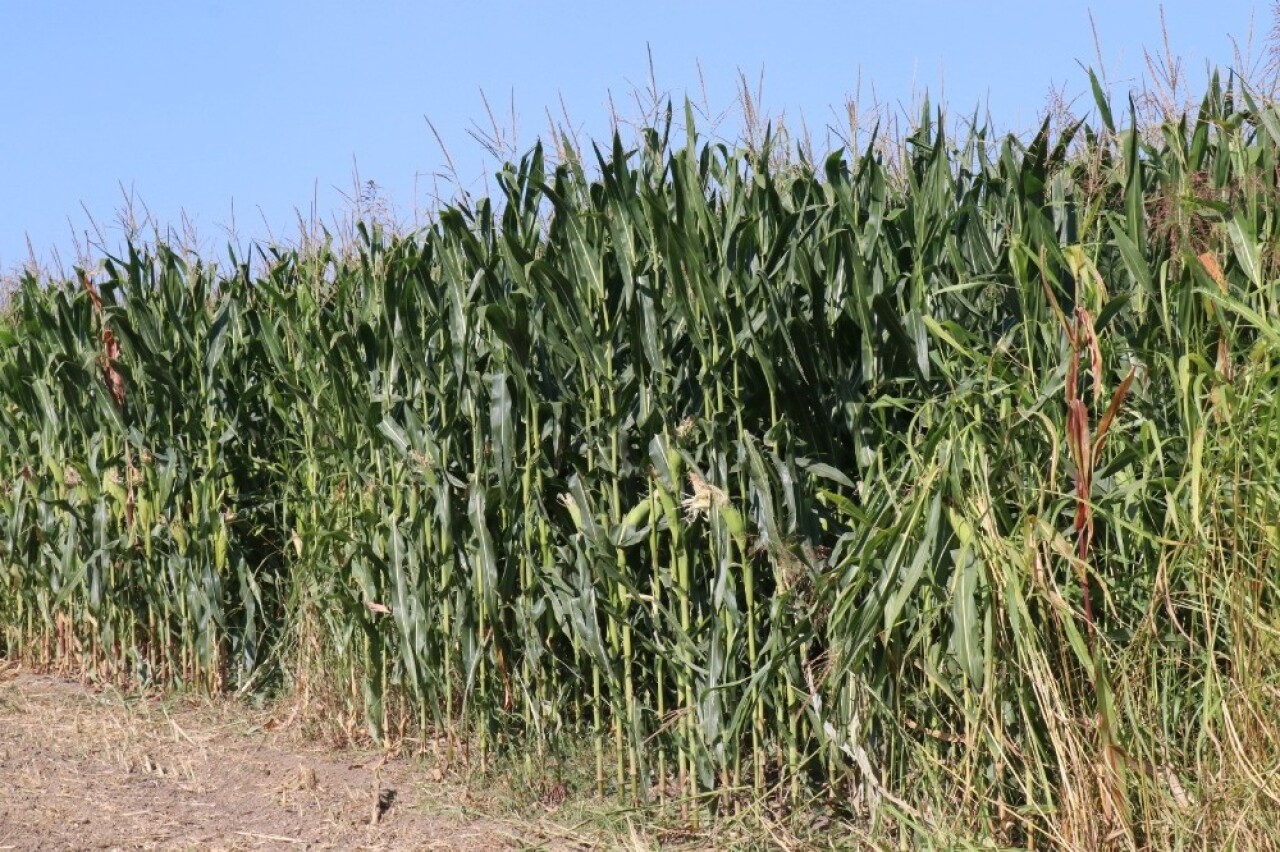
[3,73,1280,846]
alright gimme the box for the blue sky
[1,1,1269,275]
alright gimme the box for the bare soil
[0,663,531,851]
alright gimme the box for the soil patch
[0,664,526,851]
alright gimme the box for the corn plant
[3,69,1279,847]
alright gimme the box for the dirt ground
[0,662,541,851]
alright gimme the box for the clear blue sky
[1,1,1269,276]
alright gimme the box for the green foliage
[3,72,1280,847]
